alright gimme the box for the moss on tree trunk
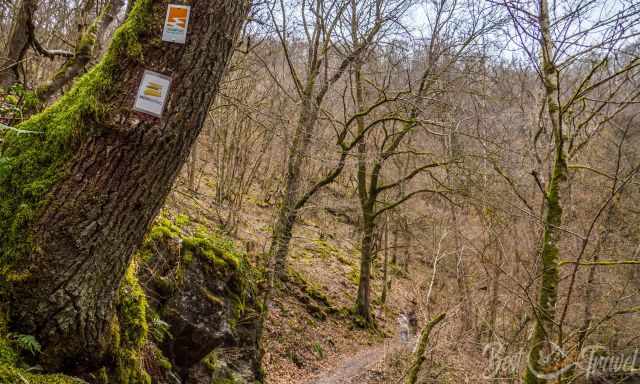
[405,312,446,384]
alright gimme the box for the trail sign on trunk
[162,4,191,44]
[133,70,171,117]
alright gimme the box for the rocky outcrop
[136,214,263,384]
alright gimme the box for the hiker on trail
[407,300,418,336]
[398,313,409,343]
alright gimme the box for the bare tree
[351,0,497,324]
[263,0,408,280]
[498,0,640,381]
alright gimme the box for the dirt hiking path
[306,338,412,384]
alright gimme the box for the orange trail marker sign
[133,70,171,117]
[162,4,191,44]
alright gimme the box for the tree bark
[380,218,390,305]
[355,212,376,323]
[1,0,250,371]
[271,205,298,279]
[0,0,36,89]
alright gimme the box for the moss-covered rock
[191,350,247,384]
[136,213,262,384]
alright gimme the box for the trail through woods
[306,338,411,384]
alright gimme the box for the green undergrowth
[0,84,40,124]
[0,310,83,383]
[0,0,154,271]
[310,238,339,260]
[0,365,84,384]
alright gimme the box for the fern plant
[9,333,41,356]
[149,313,172,343]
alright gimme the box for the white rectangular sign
[162,4,191,44]
[133,70,171,118]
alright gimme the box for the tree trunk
[97,0,126,52]
[355,212,375,323]
[405,313,446,384]
[488,237,502,340]
[525,152,565,384]
[270,201,298,279]
[270,97,320,279]
[35,23,97,102]
[525,0,566,382]
[380,218,390,305]
[350,17,378,324]
[1,0,250,371]
[402,230,411,273]
[0,0,36,89]
[391,223,398,264]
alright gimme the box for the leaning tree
[0,0,251,371]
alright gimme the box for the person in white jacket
[398,313,409,343]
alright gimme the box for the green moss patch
[0,364,85,384]
[112,261,151,384]
[287,269,336,321]
[202,350,246,384]
[144,212,250,276]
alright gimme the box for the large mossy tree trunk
[0,0,250,371]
